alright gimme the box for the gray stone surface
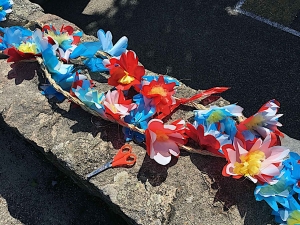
[1,1,300,225]
[0,113,126,225]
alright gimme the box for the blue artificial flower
[0,0,13,21]
[194,104,243,141]
[254,168,296,212]
[284,152,300,200]
[69,29,128,72]
[0,26,33,50]
[123,94,156,142]
[41,46,82,100]
[272,195,300,225]
[72,79,107,118]
[122,127,146,143]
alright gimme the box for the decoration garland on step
[0,23,299,225]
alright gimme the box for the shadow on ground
[32,0,300,140]
[0,115,126,225]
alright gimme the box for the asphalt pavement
[33,0,300,139]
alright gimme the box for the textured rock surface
[1,1,300,225]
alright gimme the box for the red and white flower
[145,119,186,165]
[222,134,289,184]
[103,89,137,122]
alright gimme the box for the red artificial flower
[103,89,137,122]
[185,123,224,157]
[4,47,39,63]
[145,119,187,165]
[141,75,176,115]
[106,50,145,90]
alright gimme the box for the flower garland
[0,24,299,224]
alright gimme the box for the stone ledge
[1,1,300,225]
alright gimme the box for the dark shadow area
[31,0,300,139]
[190,154,277,225]
[46,101,126,149]
[137,154,178,187]
[8,61,39,84]
[0,114,126,225]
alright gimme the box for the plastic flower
[42,24,82,61]
[272,196,300,225]
[238,99,284,140]
[123,94,156,142]
[103,89,137,122]
[145,119,186,165]
[0,0,13,21]
[194,104,243,140]
[105,50,145,90]
[284,152,300,198]
[254,169,295,212]
[141,75,176,115]
[222,134,290,184]
[0,26,33,50]
[42,25,82,50]
[70,29,128,72]
[41,47,82,100]
[186,123,229,157]
[72,79,106,117]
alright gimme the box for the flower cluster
[1,24,299,223]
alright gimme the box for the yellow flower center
[148,85,167,97]
[233,150,265,177]
[118,71,135,84]
[245,114,264,130]
[0,6,3,11]
[155,130,169,141]
[287,210,300,225]
[206,110,223,124]
[46,31,70,45]
[110,104,118,113]
[18,42,38,53]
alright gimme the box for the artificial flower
[238,99,284,141]
[222,134,289,184]
[0,0,13,21]
[103,89,137,122]
[124,94,156,129]
[42,24,82,61]
[272,196,300,225]
[254,169,295,212]
[284,152,300,199]
[194,104,243,140]
[145,119,186,165]
[141,75,176,115]
[72,79,107,117]
[186,123,229,157]
[70,29,128,72]
[123,94,156,142]
[3,45,39,62]
[105,50,145,90]
[0,26,32,50]
[42,24,82,50]
[41,46,85,100]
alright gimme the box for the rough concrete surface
[1,1,300,225]
[0,116,126,225]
